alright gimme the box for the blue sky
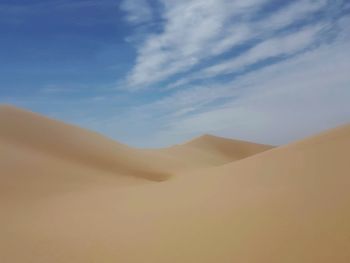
[1,0,350,147]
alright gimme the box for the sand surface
[1,105,349,262]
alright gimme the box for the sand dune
[147,134,272,172]
[1,105,349,263]
[0,105,170,182]
[0,105,270,191]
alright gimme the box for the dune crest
[181,133,272,161]
[0,105,271,181]
[147,133,272,172]
[0,105,169,182]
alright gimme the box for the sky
[0,0,350,147]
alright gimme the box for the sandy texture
[147,134,272,173]
[1,105,349,263]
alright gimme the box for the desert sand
[0,105,349,263]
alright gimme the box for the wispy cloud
[200,22,325,79]
[121,0,338,90]
[153,32,350,146]
[120,0,153,25]
[259,0,328,31]
[123,0,270,89]
[113,13,350,147]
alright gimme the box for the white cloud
[153,35,350,146]
[143,84,236,118]
[201,22,324,78]
[120,0,153,24]
[122,0,335,90]
[109,0,350,147]
[124,0,270,89]
[260,0,327,31]
[107,15,348,146]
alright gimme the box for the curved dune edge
[0,105,171,182]
[146,133,273,173]
[1,105,349,263]
[0,105,272,183]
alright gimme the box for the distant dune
[146,133,272,172]
[0,105,169,183]
[1,105,349,263]
[0,105,271,197]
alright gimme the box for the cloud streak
[153,34,350,146]
[124,0,270,89]
[200,22,325,79]
[120,0,153,24]
[122,0,336,90]
[115,12,350,147]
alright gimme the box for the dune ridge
[1,105,349,263]
[0,105,271,181]
[0,105,169,182]
[144,134,273,173]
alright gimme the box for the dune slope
[0,105,271,185]
[0,105,170,182]
[0,105,272,200]
[148,134,272,172]
[1,103,349,263]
